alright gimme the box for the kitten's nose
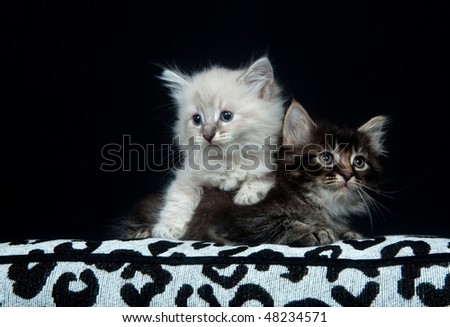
[340,171,353,181]
[203,133,215,143]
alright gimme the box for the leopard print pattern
[1,235,449,306]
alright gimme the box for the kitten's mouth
[202,141,222,148]
[336,184,349,192]
[330,181,352,193]
[341,181,351,188]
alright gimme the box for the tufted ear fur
[283,100,316,146]
[238,57,274,99]
[159,69,190,98]
[358,116,389,155]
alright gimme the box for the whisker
[353,180,399,200]
[144,103,177,128]
[355,179,415,199]
[358,187,404,228]
[357,189,374,232]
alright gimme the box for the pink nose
[203,133,215,143]
[341,172,353,181]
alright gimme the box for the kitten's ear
[283,100,316,145]
[238,57,274,99]
[358,116,389,155]
[159,69,190,96]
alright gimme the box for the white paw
[219,178,240,191]
[131,229,152,239]
[152,223,186,240]
[233,191,262,205]
[233,187,267,205]
[233,178,273,205]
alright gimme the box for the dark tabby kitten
[118,100,388,246]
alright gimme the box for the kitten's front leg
[152,178,203,239]
[233,173,275,205]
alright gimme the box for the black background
[2,1,449,242]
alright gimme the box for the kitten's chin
[204,142,221,147]
[325,181,350,194]
[336,191,365,212]
[327,179,362,193]
[317,188,365,217]
[200,141,230,151]
[323,184,358,202]
[331,189,351,201]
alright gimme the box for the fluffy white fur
[153,57,286,239]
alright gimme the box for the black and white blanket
[1,235,449,306]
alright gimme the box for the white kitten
[152,57,286,239]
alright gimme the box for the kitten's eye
[220,111,233,122]
[192,114,202,126]
[353,156,366,169]
[319,152,334,165]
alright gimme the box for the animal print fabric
[0,235,449,306]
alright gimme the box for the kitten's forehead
[186,68,248,107]
[193,90,219,109]
[311,123,372,154]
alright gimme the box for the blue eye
[220,111,233,122]
[320,152,334,165]
[192,114,202,125]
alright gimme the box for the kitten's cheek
[347,183,359,193]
